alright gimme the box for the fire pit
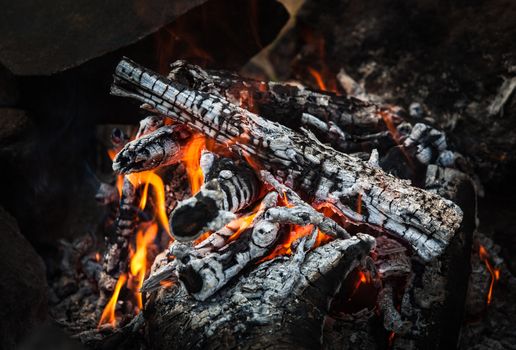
[2,1,515,350]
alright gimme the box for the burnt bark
[113,124,190,174]
[170,154,260,241]
[110,58,463,261]
[167,59,400,154]
[145,234,375,350]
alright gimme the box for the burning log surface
[113,124,190,174]
[111,58,463,262]
[166,60,396,154]
[49,55,480,350]
[146,234,375,349]
[170,152,260,241]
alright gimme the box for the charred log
[113,124,190,174]
[167,59,400,154]
[145,234,375,349]
[172,191,280,300]
[111,58,463,261]
[98,178,137,303]
[170,154,260,241]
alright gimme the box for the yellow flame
[130,223,158,309]
[98,274,127,327]
[183,134,206,194]
[127,171,170,237]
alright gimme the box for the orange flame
[194,232,211,245]
[302,30,339,94]
[379,110,401,144]
[139,181,150,210]
[107,148,125,197]
[308,67,328,91]
[183,134,206,194]
[107,149,117,161]
[227,211,259,242]
[130,223,158,309]
[347,271,372,301]
[115,175,124,197]
[127,171,170,237]
[261,225,314,261]
[98,273,127,328]
[479,245,500,305]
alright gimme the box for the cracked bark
[113,124,190,174]
[98,178,137,304]
[110,58,463,261]
[169,154,260,241]
[167,59,400,154]
[145,234,375,350]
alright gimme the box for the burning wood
[98,178,137,303]
[146,234,375,349]
[113,124,190,174]
[111,58,463,261]
[169,152,260,241]
[172,191,280,300]
[261,170,350,239]
[166,60,408,155]
[167,60,393,129]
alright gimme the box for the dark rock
[0,0,208,75]
[0,206,48,350]
[0,63,19,106]
[0,108,32,146]
[18,321,86,350]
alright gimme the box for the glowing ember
[160,280,175,288]
[388,331,396,347]
[130,223,158,309]
[183,134,206,194]
[98,273,127,328]
[242,151,262,173]
[127,171,170,237]
[347,270,372,301]
[479,245,500,305]
[356,193,362,215]
[379,110,401,144]
[315,228,333,247]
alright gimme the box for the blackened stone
[0,63,19,106]
[0,206,48,349]
[0,108,32,146]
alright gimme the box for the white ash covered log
[169,152,260,241]
[110,58,463,261]
[98,177,137,303]
[167,59,400,154]
[172,191,280,300]
[145,234,375,350]
[113,124,191,174]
